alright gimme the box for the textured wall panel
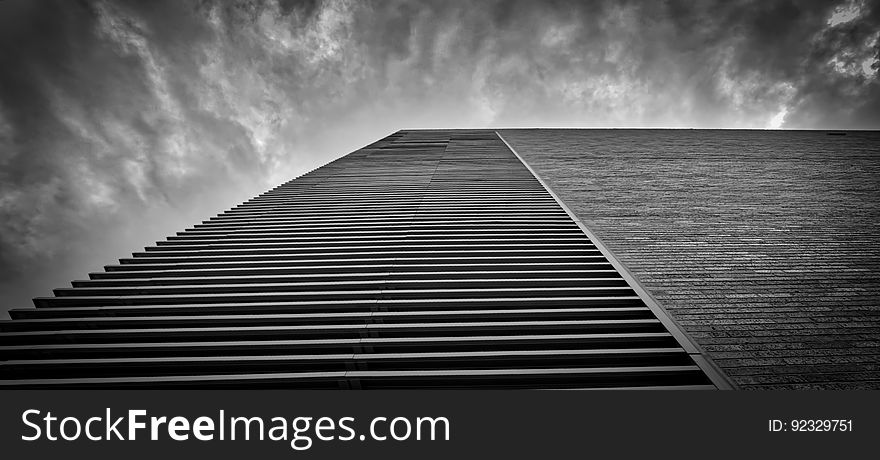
[501,129,880,390]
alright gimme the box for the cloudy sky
[0,0,878,316]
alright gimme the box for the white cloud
[769,107,788,129]
[827,0,863,27]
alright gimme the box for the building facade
[0,130,729,389]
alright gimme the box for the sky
[0,0,879,316]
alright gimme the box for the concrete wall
[501,129,880,389]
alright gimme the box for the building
[0,129,731,389]
[7,128,875,389]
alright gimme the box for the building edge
[495,130,737,390]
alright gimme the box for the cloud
[0,0,878,315]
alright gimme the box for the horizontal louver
[0,130,722,389]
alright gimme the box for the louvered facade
[0,130,730,389]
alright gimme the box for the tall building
[0,130,730,389]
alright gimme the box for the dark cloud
[0,0,878,316]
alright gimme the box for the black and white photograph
[0,0,878,457]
